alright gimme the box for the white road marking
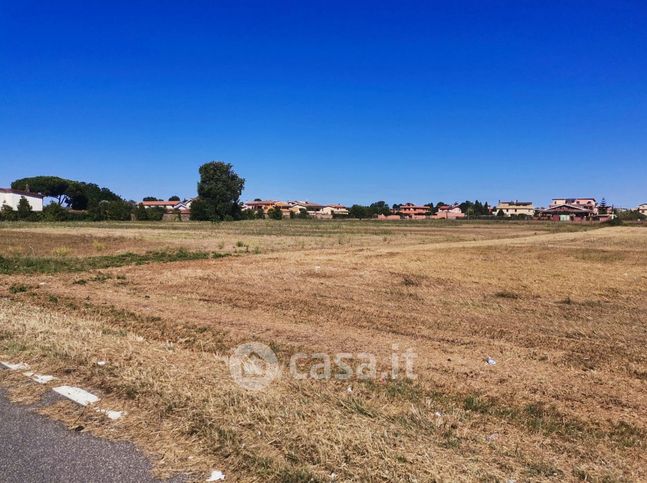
[0,361,30,371]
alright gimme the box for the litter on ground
[1,361,30,371]
[206,469,225,481]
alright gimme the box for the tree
[42,203,69,221]
[349,205,370,219]
[189,198,211,221]
[0,205,18,221]
[267,206,283,220]
[16,197,33,220]
[143,196,160,202]
[12,176,123,210]
[88,199,132,221]
[599,198,608,215]
[168,195,181,202]
[369,201,391,216]
[134,204,149,221]
[65,182,122,210]
[194,161,245,221]
[12,176,70,205]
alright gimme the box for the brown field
[1,220,646,482]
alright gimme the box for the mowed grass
[1,220,646,482]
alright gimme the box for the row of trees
[11,176,122,210]
[0,198,135,222]
[347,200,492,219]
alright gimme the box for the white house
[0,188,44,212]
[495,200,535,217]
[639,203,647,216]
[320,205,349,216]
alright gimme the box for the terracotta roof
[245,200,278,206]
[540,203,593,213]
[0,188,45,198]
[399,203,428,210]
[141,200,176,207]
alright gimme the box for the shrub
[42,203,70,221]
[0,205,18,221]
[267,207,283,220]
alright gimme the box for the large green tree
[11,176,121,210]
[193,161,245,221]
[12,176,70,205]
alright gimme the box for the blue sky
[1,0,646,207]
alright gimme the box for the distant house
[141,200,178,209]
[638,203,647,216]
[495,201,535,217]
[320,204,349,217]
[396,203,430,220]
[0,188,44,212]
[537,203,594,222]
[242,200,280,214]
[140,198,195,221]
[241,200,344,218]
[433,204,465,220]
[550,198,598,214]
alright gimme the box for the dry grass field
[1,220,646,482]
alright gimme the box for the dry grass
[1,221,645,482]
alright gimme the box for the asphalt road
[0,389,163,483]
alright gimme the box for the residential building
[320,204,349,217]
[295,201,325,216]
[0,188,44,212]
[639,203,647,216]
[550,198,598,214]
[141,200,178,209]
[537,203,594,222]
[433,204,465,220]
[495,201,535,217]
[396,203,430,220]
[242,200,279,214]
[140,198,195,221]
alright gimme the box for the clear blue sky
[1,0,646,207]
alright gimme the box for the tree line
[347,200,492,219]
[3,164,641,223]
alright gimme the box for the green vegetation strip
[0,249,226,274]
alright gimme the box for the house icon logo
[228,342,280,390]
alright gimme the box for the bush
[87,200,133,221]
[0,205,18,221]
[189,197,211,221]
[267,207,283,220]
[42,203,70,221]
[16,197,33,220]
[616,210,645,222]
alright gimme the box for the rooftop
[0,188,45,198]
